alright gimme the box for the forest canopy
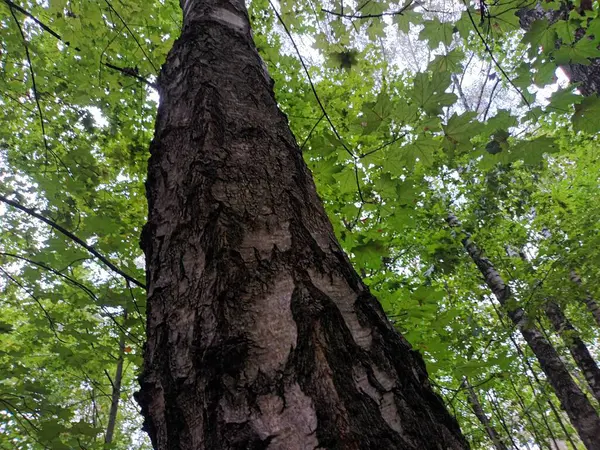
[1,0,599,448]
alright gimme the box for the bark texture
[463,378,508,450]
[545,301,600,403]
[518,2,600,96]
[137,1,468,448]
[447,215,600,450]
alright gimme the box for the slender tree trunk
[448,215,600,449]
[105,310,127,444]
[486,394,519,450]
[499,313,577,450]
[570,271,600,328]
[508,378,547,450]
[545,301,600,403]
[581,295,600,329]
[513,252,600,403]
[463,377,508,450]
[136,1,468,448]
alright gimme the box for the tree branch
[462,1,530,107]
[0,194,146,289]
[322,1,413,19]
[103,62,157,89]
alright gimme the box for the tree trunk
[545,301,600,403]
[518,2,600,96]
[463,377,508,450]
[105,310,127,444]
[448,215,600,449]
[570,271,600,329]
[136,1,468,448]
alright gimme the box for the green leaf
[573,95,600,133]
[548,87,582,112]
[366,18,386,40]
[429,49,465,74]
[485,110,518,134]
[396,180,418,206]
[532,59,558,87]
[360,0,388,16]
[70,420,102,437]
[554,37,600,65]
[442,112,484,152]
[352,239,388,268]
[487,5,521,32]
[400,136,441,169]
[39,420,66,441]
[419,18,456,48]
[410,72,457,116]
[361,91,393,134]
[0,321,13,333]
[333,165,358,195]
[512,137,560,165]
[374,173,400,198]
[523,20,556,57]
[393,10,420,33]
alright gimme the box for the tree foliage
[1,0,599,448]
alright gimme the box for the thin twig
[0,252,144,343]
[6,0,155,88]
[360,133,407,158]
[0,266,66,343]
[354,163,366,203]
[483,78,501,121]
[3,0,65,43]
[3,91,35,112]
[103,62,157,89]
[268,0,355,159]
[126,279,146,332]
[474,61,493,113]
[452,73,471,111]
[299,113,325,151]
[104,0,158,73]
[0,194,146,289]
[9,6,72,174]
[322,1,413,19]
[462,1,530,107]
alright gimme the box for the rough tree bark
[518,1,600,96]
[545,301,600,404]
[447,214,600,450]
[463,378,508,450]
[136,0,468,448]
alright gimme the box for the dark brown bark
[448,214,600,450]
[463,378,508,450]
[136,1,468,448]
[517,2,600,96]
[545,301,600,403]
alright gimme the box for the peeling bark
[447,215,600,450]
[545,301,600,403]
[136,1,468,448]
[463,378,508,450]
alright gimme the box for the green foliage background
[1,0,599,448]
